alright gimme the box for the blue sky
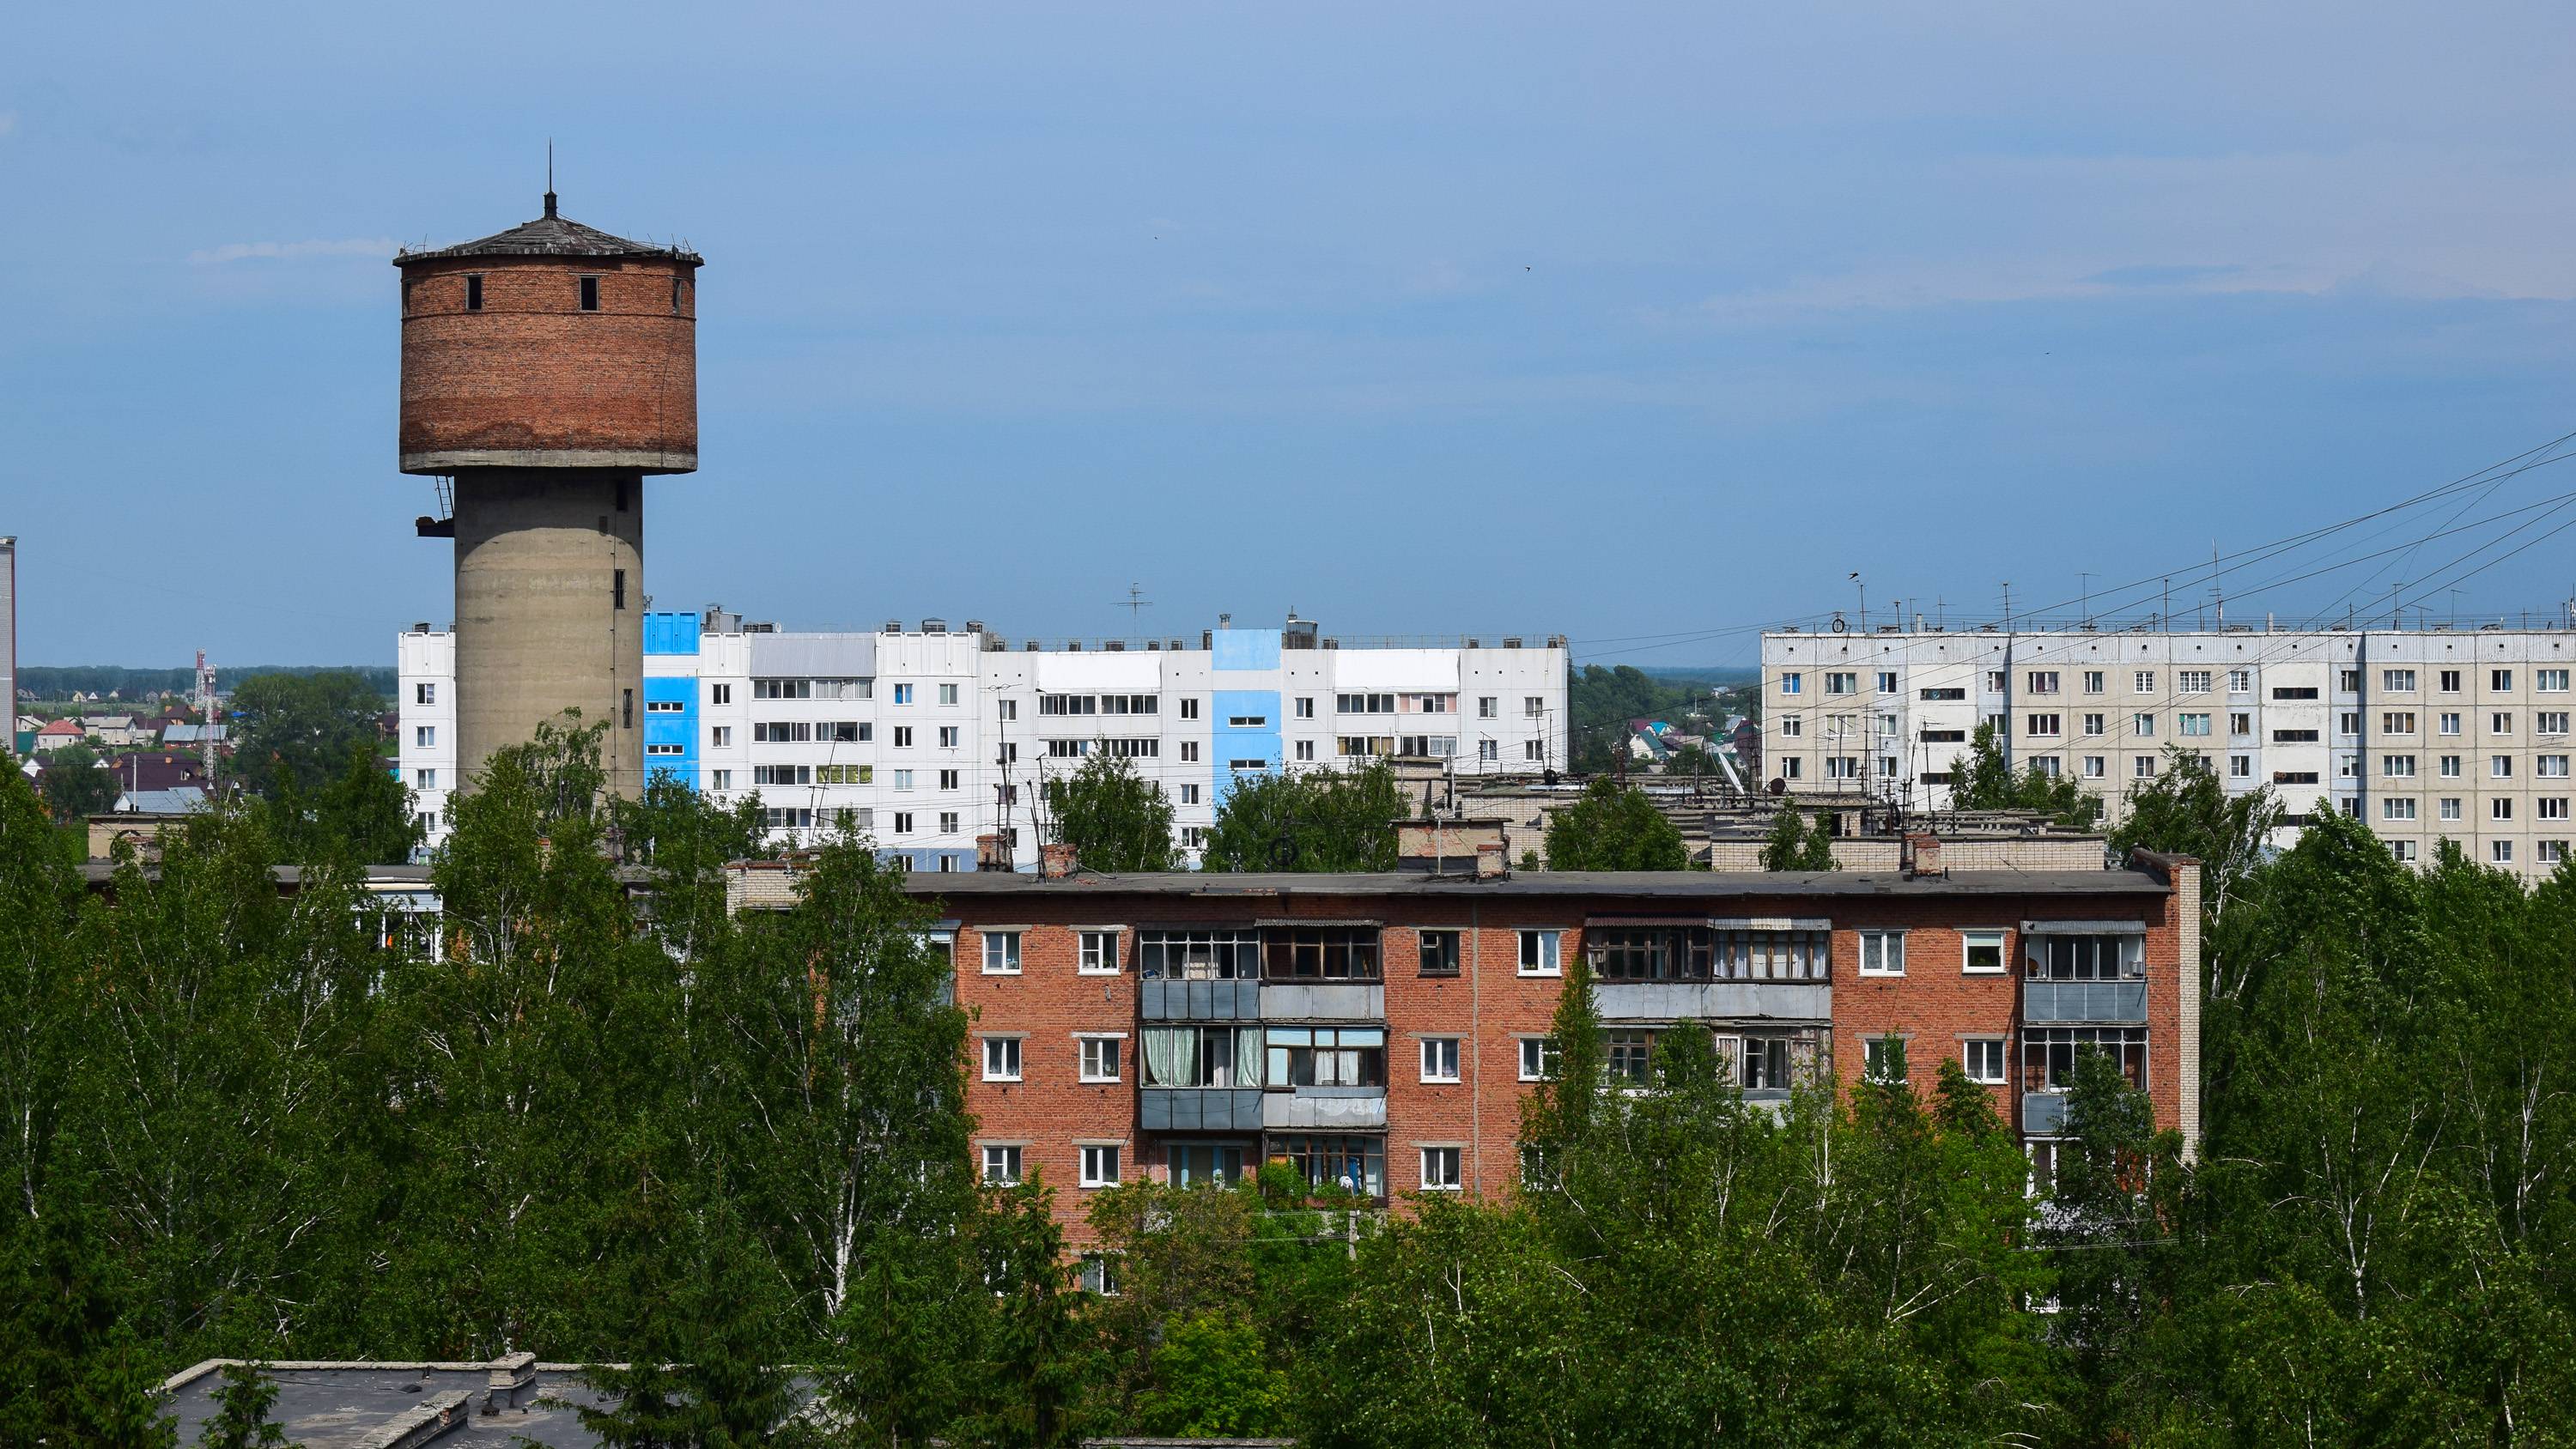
[7,1,2576,669]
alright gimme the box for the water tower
[395,188,701,799]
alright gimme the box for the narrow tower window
[615,479,629,512]
[613,568,627,609]
[623,690,635,729]
[579,276,600,312]
[671,276,684,313]
[465,274,483,311]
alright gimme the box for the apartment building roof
[889,867,2171,900]
[163,1357,625,1448]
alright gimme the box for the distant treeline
[19,664,397,701]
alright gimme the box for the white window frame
[1078,928,1123,974]
[981,930,1024,974]
[1517,929,1562,977]
[1419,1145,1463,1191]
[1961,929,2006,975]
[1862,1035,1906,1084]
[1858,930,1905,977]
[981,1144,1022,1185]
[1516,1036,1559,1082]
[981,1036,1024,1082]
[1420,1036,1461,1082]
[1963,1038,2008,1085]
[1078,1034,1124,1083]
[1079,1143,1120,1188]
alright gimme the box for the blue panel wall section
[1210,688,1283,809]
[642,611,702,656]
[877,848,977,873]
[641,676,699,788]
[1212,628,1282,671]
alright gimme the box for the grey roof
[896,868,2171,900]
[163,1361,623,1449]
[396,194,702,265]
[114,786,208,815]
[160,723,227,744]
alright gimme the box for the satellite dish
[1767,778,1788,796]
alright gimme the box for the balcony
[1261,1087,1388,1131]
[1596,982,1830,1022]
[2022,980,2148,1023]
[1140,979,1262,1021]
[1259,983,1385,1021]
[1140,1087,1264,1132]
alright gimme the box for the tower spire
[544,140,557,218]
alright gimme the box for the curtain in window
[1236,1028,1265,1089]
[1144,1028,1194,1087]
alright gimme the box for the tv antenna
[1115,582,1153,626]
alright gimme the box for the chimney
[1904,832,1944,878]
[974,834,1005,870]
[1040,842,1078,878]
[484,1351,537,1415]
[1474,841,1508,880]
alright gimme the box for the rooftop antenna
[544,139,557,218]
[1115,582,1153,627]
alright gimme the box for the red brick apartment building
[903,853,2202,1244]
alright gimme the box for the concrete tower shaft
[395,191,702,801]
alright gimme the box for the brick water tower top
[393,191,702,476]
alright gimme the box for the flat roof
[893,868,2169,900]
[163,1361,621,1449]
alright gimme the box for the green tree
[1952,722,2102,829]
[226,671,387,801]
[196,1362,289,1448]
[1041,751,1179,870]
[1542,778,1690,870]
[1200,762,1403,872]
[39,743,120,823]
[1759,803,1836,870]
[264,740,421,866]
[576,1196,805,1449]
[2109,746,2281,999]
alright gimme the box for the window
[1176,697,1200,720]
[708,682,732,706]
[1477,739,1498,762]
[2134,670,2155,693]
[1176,782,1201,805]
[891,683,914,705]
[1778,716,1804,737]
[2383,755,2416,777]
[1524,696,1545,718]
[2023,1028,2147,1093]
[461,272,484,311]
[2494,755,2516,779]
[1267,1027,1386,1087]
[2383,711,2416,735]
[1420,1037,1461,1082]
[2027,670,2060,694]
[1606,1029,1660,1084]
[1862,1036,1907,1084]
[2383,797,2416,822]
[2541,712,2569,735]
[1985,671,2008,693]
[1273,1134,1386,1198]
[1181,826,1206,849]
[2272,729,2318,743]
[1921,685,1967,701]
[2441,797,2463,821]
[1078,1036,1122,1082]
[981,1145,1021,1185]
[2543,670,2571,693]
[1857,930,1905,977]
[1962,930,2006,974]
[2493,840,2515,865]
[981,931,1022,974]
[981,1037,1023,1082]
[2441,670,2463,693]
[611,568,627,610]
[2393,840,2419,864]
[1180,741,1199,762]
[1336,693,1395,714]
[1296,741,1316,761]
[708,770,733,791]
[2179,712,2211,737]
[2339,670,2361,694]
[2543,841,2571,865]
[2493,669,2516,692]
[2083,670,2106,694]
[1476,696,1498,718]
[2439,712,2462,736]
[2543,755,2571,778]
[1963,1039,2008,1085]
[1139,928,1262,980]
[1785,757,1803,779]
[1781,672,1803,694]
[1524,741,1546,761]
[1518,1037,1560,1081]
[2339,712,2361,737]
[2385,669,2417,692]
[1419,1146,1462,1191]
[2493,798,2515,822]
[707,725,733,748]
[938,811,960,834]
[939,725,961,748]
[2027,712,2061,737]
[935,682,958,706]
[2133,712,2157,738]
[2025,932,2144,980]
[1266,926,1382,981]
[2494,712,2516,736]
[2440,755,2462,778]
[763,808,815,829]
[415,768,436,790]
[1419,929,1461,977]
[1825,755,1861,780]
[891,769,914,790]
[1080,1145,1120,1189]
[2135,755,2158,779]
[645,743,684,757]
[414,724,435,747]
[416,811,437,835]
[2230,755,2251,779]
[2228,669,2251,694]
[2083,755,2106,779]
[2083,712,2106,737]
[2178,670,2212,693]
[2540,797,2569,822]
[416,682,435,706]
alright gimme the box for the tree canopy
[1041,751,1179,871]
[1542,778,1691,870]
[225,670,387,801]
[1759,803,1837,870]
[1200,761,1403,872]
[1951,721,2103,828]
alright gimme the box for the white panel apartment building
[401,611,1570,869]
[1762,624,2576,878]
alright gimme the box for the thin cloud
[187,238,400,265]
